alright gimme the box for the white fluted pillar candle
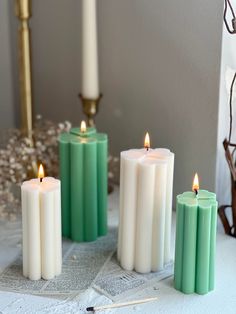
[118,134,174,273]
[21,165,62,280]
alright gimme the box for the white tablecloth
[0,187,236,314]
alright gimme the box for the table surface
[0,187,236,314]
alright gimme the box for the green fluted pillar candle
[59,126,108,242]
[174,190,218,295]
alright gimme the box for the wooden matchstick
[86,296,158,312]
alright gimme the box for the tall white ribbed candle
[21,167,62,281]
[118,135,174,273]
[81,0,99,99]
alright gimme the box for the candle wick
[194,189,198,196]
[40,178,43,183]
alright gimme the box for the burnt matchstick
[86,296,158,312]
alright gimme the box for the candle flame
[38,164,45,182]
[81,120,87,133]
[144,132,150,150]
[192,173,199,194]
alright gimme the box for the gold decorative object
[15,0,33,142]
[79,94,102,127]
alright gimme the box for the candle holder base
[79,94,102,127]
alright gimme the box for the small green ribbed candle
[174,175,218,295]
[59,122,108,242]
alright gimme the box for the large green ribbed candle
[174,179,218,295]
[59,122,108,242]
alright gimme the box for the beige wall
[1,0,224,199]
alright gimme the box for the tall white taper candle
[81,0,99,99]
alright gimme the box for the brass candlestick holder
[79,94,102,127]
[15,0,37,177]
[15,0,33,141]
